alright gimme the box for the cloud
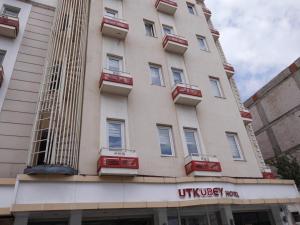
[205,0,300,101]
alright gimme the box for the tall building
[0,1,299,225]
[244,57,300,163]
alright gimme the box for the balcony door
[171,68,185,85]
[107,55,123,73]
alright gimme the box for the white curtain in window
[159,127,172,155]
[210,79,221,97]
[108,122,122,149]
[150,66,161,85]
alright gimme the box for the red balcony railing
[224,63,235,73]
[0,15,19,37]
[262,172,275,179]
[210,28,220,39]
[185,154,222,175]
[202,7,212,17]
[240,110,252,120]
[99,69,133,87]
[101,16,129,30]
[172,83,202,100]
[163,34,188,48]
[97,148,139,173]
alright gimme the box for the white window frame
[171,68,185,85]
[149,63,164,86]
[157,125,175,157]
[144,20,156,37]
[162,24,174,35]
[197,35,209,51]
[209,76,224,98]
[107,54,123,72]
[184,128,201,156]
[1,4,20,18]
[107,120,125,150]
[105,8,118,18]
[226,132,244,160]
[186,2,197,15]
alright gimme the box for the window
[107,120,125,150]
[149,64,164,86]
[1,4,20,18]
[171,68,185,85]
[197,35,209,51]
[184,128,201,155]
[105,8,118,18]
[107,55,123,72]
[144,20,155,37]
[226,132,243,160]
[158,126,175,156]
[209,77,223,97]
[186,2,197,15]
[0,50,6,65]
[162,25,174,35]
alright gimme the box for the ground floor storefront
[4,205,293,225]
[0,175,299,225]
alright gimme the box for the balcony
[163,34,188,55]
[0,15,19,38]
[101,16,129,39]
[223,63,235,78]
[240,109,253,125]
[155,0,177,15]
[202,7,212,19]
[172,83,202,106]
[0,66,3,88]
[262,166,275,179]
[99,68,133,96]
[185,154,222,177]
[97,148,139,176]
[209,27,220,40]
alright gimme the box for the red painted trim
[202,7,212,16]
[97,156,139,172]
[0,67,3,88]
[240,111,252,120]
[0,16,19,36]
[155,0,177,8]
[163,35,188,48]
[101,17,129,31]
[185,161,222,175]
[210,28,220,37]
[252,94,258,102]
[223,64,235,73]
[99,72,133,87]
[262,172,275,179]
[289,63,299,74]
[172,86,202,100]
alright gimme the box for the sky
[205,0,300,101]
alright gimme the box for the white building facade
[0,1,299,225]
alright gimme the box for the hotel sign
[178,188,239,199]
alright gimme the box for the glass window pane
[187,5,195,14]
[227,134,241,159]
[163,26,173,34]
[108,57,120,71]
[184,130,199,155]
[145,23,154,37]
[159,127,172,156]
[172,69,183,84]
[198,37,207,50]
[109,122,122,149]
[150,66,162,86]
[210,78,222,97]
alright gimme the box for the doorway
[233,211,273,225]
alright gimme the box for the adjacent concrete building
[244,58,300,163]
[0,1,299,225]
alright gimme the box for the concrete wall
[0,3,54,178]
[79,0,262,178]
[245,58,300,161]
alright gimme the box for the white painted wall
[0,0,31,111]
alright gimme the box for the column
[271,205,290,225]
[69,210,82,225]
[14,213,29,225]
[220,206,235,225]
[154,208,168,225]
